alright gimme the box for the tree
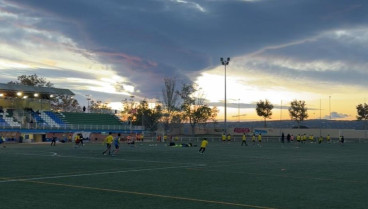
[177,83,218,135]
[8,74,53,87]
[256,99,274,127]
[121,96,137,124]
[8,74,81,111]
[288,100,308,128]
[89,100,112,114]
[356,103,368,129]
[51,95,81,112]
[134,100,162,132]
[162,78,179,113]
[161,78,181,133]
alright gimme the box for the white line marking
[0,165,196,183]
[14,152,201,166]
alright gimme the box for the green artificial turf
[0,141,367,209]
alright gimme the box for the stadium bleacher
[44,111,65,126]
[30,110,46,125]
[2,109,21,127]
[0,117,8,126]
[59,112,122,125]
[39,111,60,127]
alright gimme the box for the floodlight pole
[221,57,230,135]
[86,94,92,113]
[329,96,331,120]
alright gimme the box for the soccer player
[227,134,231,142]
[74,134,81,148]
[102,132,114,155]
[198,138,208,154]
[302,134,307,143]
[0,135,6,148]
[318,136,323,144]
[296,134,301,143]
[221,133,226,142]
[241,133,247,146]
[258,133,262,146]
[51,133,57,146]
[112,133,121,155]
[326,134,331,143]
[79,133,84,146]
[252,133,256,145]
[309,135,313,143]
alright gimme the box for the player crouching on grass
[102,132,114,155]
[198,138,208,154]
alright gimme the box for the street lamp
[86,95,91,113]
[221,57,230,134]
[329,96,331,120]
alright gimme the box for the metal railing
[0,123,143,131]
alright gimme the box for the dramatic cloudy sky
[1,0,368,121]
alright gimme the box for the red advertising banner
[233,128,251,133]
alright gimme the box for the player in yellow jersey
[227,134,231,142]
[198,138,208,154]
[252,133,256,145]
[103,132,114,155]
[309,135,313,142]
[326,134,331,143]
[318,136,323,144]
[221,133,226,142]
[302,134,307,143]
[241,133,247,146]
[74,133,81,148]
[258,133,262,147]
[296,134,301,143]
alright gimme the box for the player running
[112,133,121,155]
[102,132,114,155]
[198,138,208,154]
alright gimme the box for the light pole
[221,57,230,134]
[329,96,331,120]
[238,98,240,123]
[86,95,91,113]
[280,100,283,121]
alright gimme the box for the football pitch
[1,140,367,209]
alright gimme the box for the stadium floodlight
[220,57,230,135]
[22,95,28,99]
[50,94,54,98]
[0,93,3,97]
[34,93,39,97]
[16,92,22,96]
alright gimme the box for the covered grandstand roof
[0,83,74,96]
